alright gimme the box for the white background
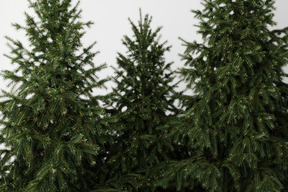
[0,0,287,93]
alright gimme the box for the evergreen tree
[101,10,180,191]
[0,0,112,191]
[157,0,288,191]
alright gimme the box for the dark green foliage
[157,0,288,191]
[100,10,180,191]
[1,0,287,191]
[0,0,112,191]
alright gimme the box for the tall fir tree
[157,0,288,191]
[100,10,180,192]
[0,0,113,191]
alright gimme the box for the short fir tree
[157,0,288,191]
[102,10,180,191]
[0,0,112,191]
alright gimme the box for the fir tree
[101,10,180,192]
[157,0,288,191]
[0,0,112,191]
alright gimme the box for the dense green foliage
[0,0,288,192]
[99,11,180,191]
[156,0,288,191]
[0,0,112,191]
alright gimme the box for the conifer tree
[0,0,112,191]
[157,0,288,191]
[102,10,180,191]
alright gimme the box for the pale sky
[0,0,287,94]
